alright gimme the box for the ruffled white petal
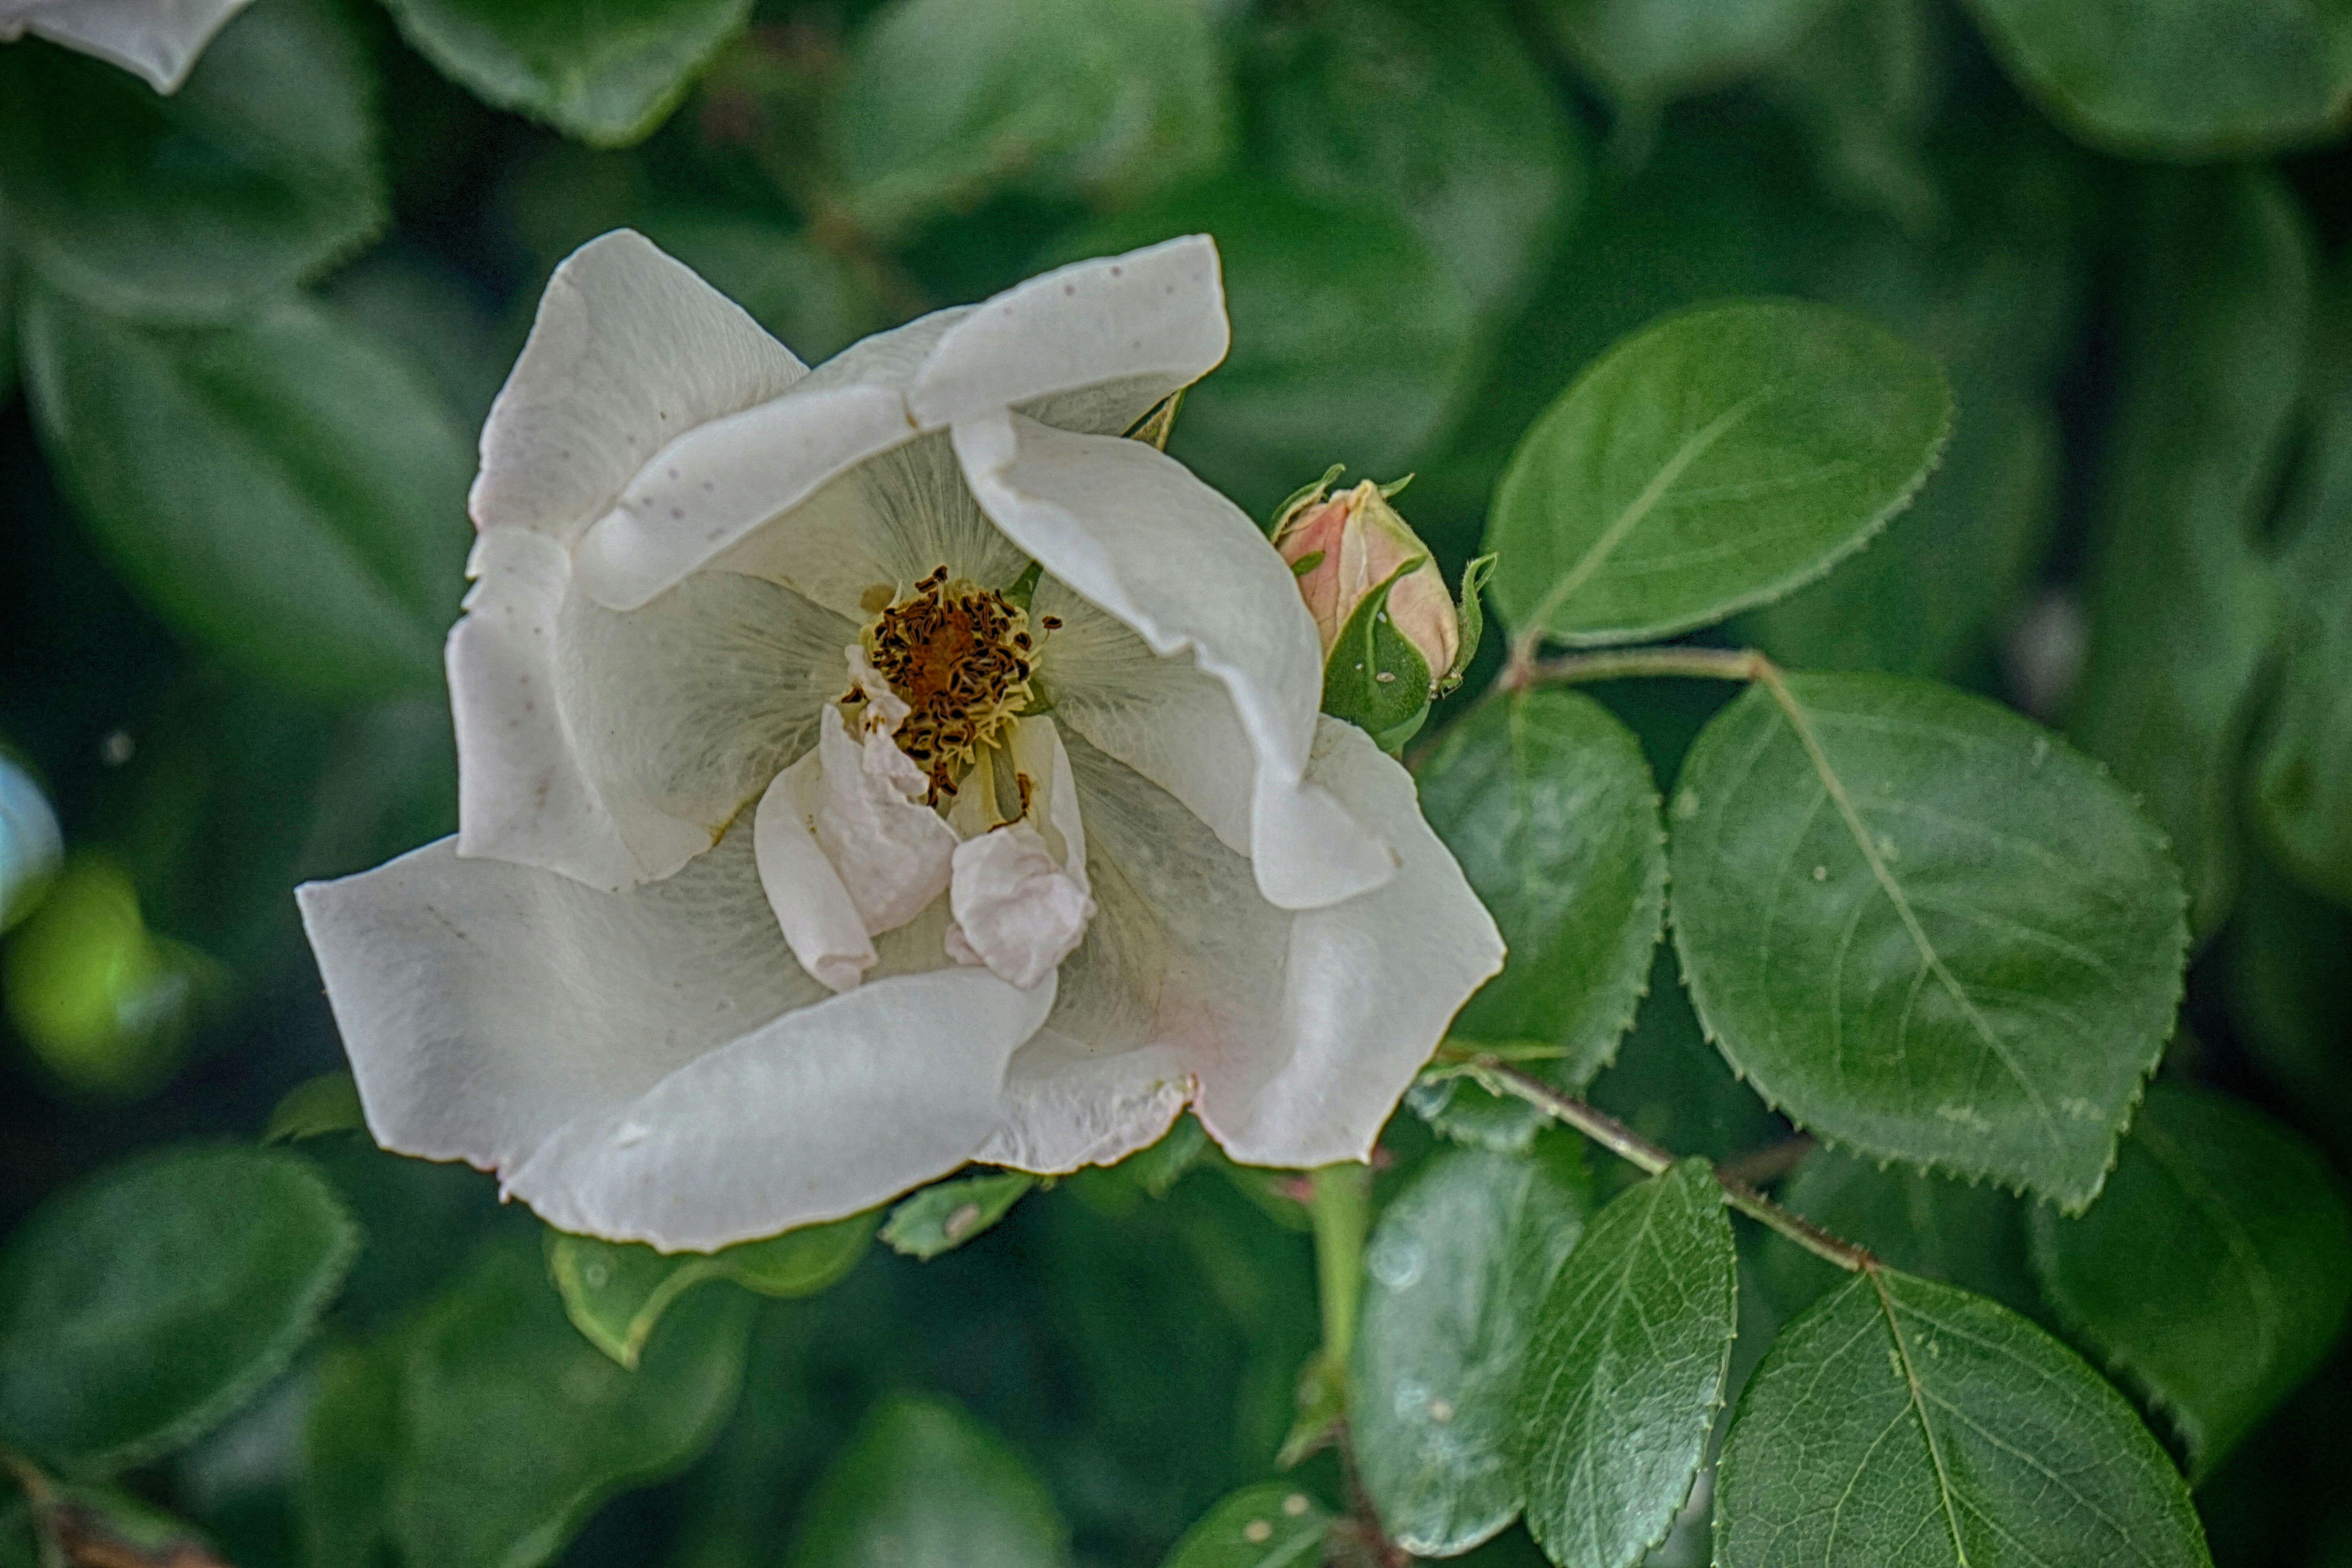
[809,701,958,935]
[753,760,875,994]
[448,528,849,891]
[973,1030,1190,1172]
[947,826,1093,990]
[297,820,1055,1251]
[471,230,807,549]
[3,0,252,91]
[953,410,1396,910]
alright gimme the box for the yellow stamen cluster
[855,567,1053,802]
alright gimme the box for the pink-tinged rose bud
[1275,477,1459,687]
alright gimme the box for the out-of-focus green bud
[1274,470,1492,752]
[0,751,63,933]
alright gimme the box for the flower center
[858,567,1046,802]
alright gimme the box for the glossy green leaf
[21,288,472,703]
[2031,1084,2352,1479]
[880,1172,1035,1260]
[1587,949,1787,1165]
[1252,0,1578,319]
[382,0,750,147]
[1541,0,1842,113]
[393,1238,752,1568]
[1758,1149,2040,1321]
[0,1145,357,1469]
[2072,168,2306,940]
[264,1072,365,1146]
[1488,299,1953,648]
[1352,1143,1590,1556]
[1963,0,2352,157]
[831,0,1230,240]
[1061,179,1477,513]
[1716,1269,2212,1568]
[0,0,383,321]
[1670,673,2187,1209]
[1419,690,1666,1085]
[784,1394,1071,1568]
[546,1210,877,1368]
[1515,1160,1737,1568]
[1160,1481,1332,1568]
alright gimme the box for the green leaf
[1059,178,1477,514]
[1515,1159,1737,1568]
[1161,1481,1332,1568]
[1419,690,1668,1086]
[1539,0,1843,114]
[1757,1149,2040,1321]
[264,1071,365,1145]
[1670,672,2188,1209]
[381,0,750,147]
[1588,949,1786,1165]
[0,1145,358,1469]
[1488,299,1953,648]
[300,1338,403,1568]
[20,288,472,703]
[2030,1083,2352,1479]
[880,1172,1036,1260]
[1321,556,1435,750]
[0,0,383,321]
[2072,169,2306,940]
[1125,1113,1211,1198]
[831,0,1230,240]
[545,1210,877,1368]
[784,1394,1071,1568]
[1962,0,2352,157]
[392,1238,752,1568]
[1352,1143,1590,1557]
[1715,1269,2212,1568]
[1759,0,1942,233]
[1252,0,1579,321]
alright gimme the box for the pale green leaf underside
[1669,672,2186,1209]
[1716,1269,2211,1568]
[881,1172,1035,1259]
[2030,1083,2352,1479]
[1488,298,1952,647]
[1515,1159,1737,1568]
[1160,1481,1333,1568]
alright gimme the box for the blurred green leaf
[635,209,889,364]
[0,0,383,321]
[1417,690,1666,1085]
[299,1338,403,1568]
[0,1145,356,1470]
[21,289,472,703]
[545,1209,876,1368]
[1757,1148,2039,1320]
[832,0,1231,240]
[264,1072,365,1146]
[1488,299,1953,648]
[2071,168,2306,941]
[1514,1160,1736,1568]
[1250,0,1578,321]
[1352,1142,1589,1557]
[1670,673,2188,1209]
[2225,858,2352,1162]
[2030,1083,2352,1479]
[392,1237,751,1568]
[1160,1481,1332,1568]
[1062,178,1477,514]
[1539,0,1841,114]
[0,753,63,935]
[1124,1112,1210,1198]
[1587,947,1784,1164]
[1962,0,2352,157]
[880,1172,1035,1260]
[784,1394,1071,1568]
[382,0,750,147]
[1716,1269,2212,1568]
[1760,0,1942,234]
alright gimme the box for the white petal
[906,236,1229,431]
[471,230,806,550]
[296,819,824,1181]
[974,1029,1190,1172]
[13,0,252,90]
[947,826,1093,991]
[506,966,1055,1250]
[448,529,850,890]
[753,760,875,993]
[954,410,1395,909]
[811,704,957,935]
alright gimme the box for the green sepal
[879,1172,1036,1260]
[1440,553,1497,696]
[1320,556,1434,753]
[1271,463,1347,533]
[264,1071,364,1145]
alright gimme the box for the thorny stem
[1459,1058,1875,1274]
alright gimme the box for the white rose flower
[0,0,253,91]
[298,230,1504,1252]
